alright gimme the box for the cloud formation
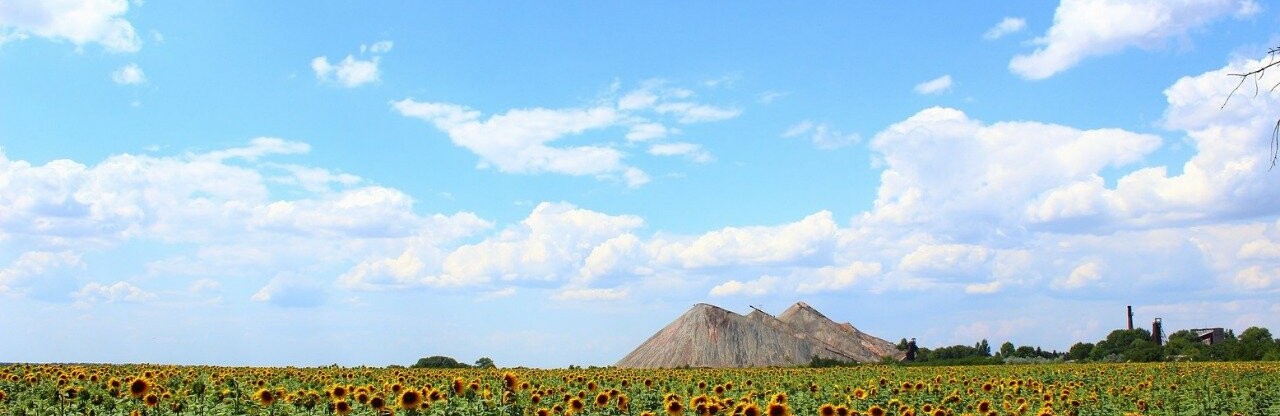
[393,80,738,186]
[312,41,392,88]
[983,17,1026,40]
[0,0,142,52]
[1010,0,1258,80]
[913,75,953,95]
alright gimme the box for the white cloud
[983,17,1027,40]
[782,120,861,149]
[365,40,393,54]
[648,142,713,163]
[709,275,780,297]
[312,41,392,88]
[1010,0,1258,80]
[664,211,838,269]
[625,123,668,142]
[0,251,82,294]
[339,202,642,290]
[1053,261,1103,290]
[757,91,788,104]
[312,55,381,87]
[199,137,310,162]
[73,281,155,303]
[794,262,882,293]
[392,80,738,186]
[111,63,145,85]
[964,281,1003,294]
[252,273,325,308]
[1233,266,1278,290]
[913,75,953,95]
[0,0,142,52]
[551,287,628,301]
[899,243,990,274]
[867,107,1161,238]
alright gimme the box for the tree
[1223,46,1280,169]
[411,356,470,368]
[976,339,991,357]
[999,341,1015,358]
[1234,327,1277,361]
[1066,342,1094,361]
[474,357,496,369]
[1090,329,1152,360]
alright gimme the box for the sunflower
[334,400,353,416]
[835,405,850,416]
[331,385,348,400]
[742,403,761,416]
[666,399,685,416]
[595,392,610,407]
[129,378,151,399]
[144,393,160,407]
[569,397,586,414]
[400,389,423,410]
[820,404,837,416]
[0,389,7,402]
[503,372,520,390]
[867,406,885,416]
[536,409,551,416]
[255,388,275,406]
[370,396,386,410]
[767,402,790,416]
[976,400,991,413]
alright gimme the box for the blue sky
[3,0,1280,367]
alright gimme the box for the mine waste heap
[616,302,903,368]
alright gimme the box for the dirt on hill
[616,302,903,368]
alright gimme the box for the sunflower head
[334,400,352,416]
[767,402,790,416]
[666,400,685,416]
[743,403,760,416]
[255,388,275,406]
[820,404,836,416]
[129,378,150,399]
[400,389,423,410]
[144,393,160,407]
[370,396,386,410]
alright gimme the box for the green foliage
[411,355,471,368]
[474,357,496,369]
[1066,342,1094,361]
[998,341,1015,358]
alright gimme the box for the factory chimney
[1127,305,1134,330]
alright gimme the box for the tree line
[891,325,1280,365]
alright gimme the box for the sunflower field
[0,362,1277,416]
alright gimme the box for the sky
[2,0,1280,368]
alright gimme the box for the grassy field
[1,362,1277,416]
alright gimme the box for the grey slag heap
[617,302,903,368]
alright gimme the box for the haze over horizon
[3,1,1280,368]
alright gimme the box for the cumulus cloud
[551,287,628,301]
[392,80,736,186]
[663,211,838,269]
[983,17,1026,40]
[913,75,953,95]
[782,121,861,149]
[709,275,780,297]
[648,142,713,163]
[0,251,82,295]
[339,202,642,290]
[73,281,156,303]
[1010,0,1258,80]
[0,0,142,52]
[1053,261,1104,290]
[312,41,392,88]
[794,262,882,293]
[867,107,1161,240]
[111,63,145,85]
[252,273,326,308]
